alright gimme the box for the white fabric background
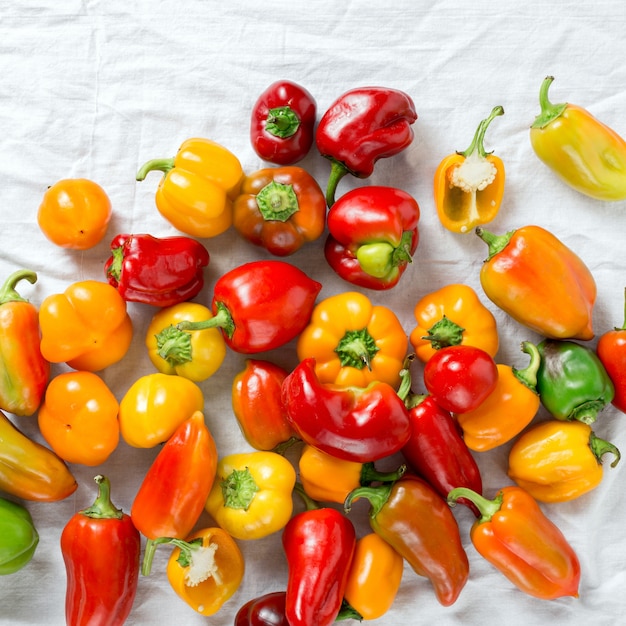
[1,1,626,624]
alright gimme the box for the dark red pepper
[316,86,417,206]
[250,80,317,165]
[281,357,411,463]
[177,260,321,354]
[234,591,289,626]
[61,475,140,626]
[324,186,420,290]
[104,233,209,307]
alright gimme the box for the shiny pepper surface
[136,137,244,238]
[448,486,580,599]
[235,591,288,625]
[0,497,38,575]
[476,225,596,340]
[530,76,626,201]
[508,420,620,502]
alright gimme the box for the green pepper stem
[221,467,259,510]
[265,106,300,138]
[589,432,621,467]
[156,325,193,366]
[256,180,299,222]
[391,230,415,267]
[344,482,393,518]
[106,246,124,282]
[531,76,568,130]
[334,327,380,371]
[360,461,406,485]
[293,482,320,511]
[475,227,515,261]
[136,156,176,181]
[0,269,37,305]
[176,301,235,339]
[422,315,465,350]
[335,600,363,622]
[617,287,626,331]
[512,341,541,393]
[141,536,202,576]
[80,475,123,520]
[459,105,504,159]
[447,487,502,524]
[271,436,300,456]
[324,159,350,207]
[570,400,604,425]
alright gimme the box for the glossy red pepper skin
[104,233,209,307]
[282,507,356,626]
[281,358,411,463]
[250,80,316,165]
[316,87,417,206]
[61,475,140,626]
[401,394,482,516]
[234,591,288,626]
[597,289,626,413]
[324,186,420,290]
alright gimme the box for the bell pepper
[235,591,288,626]
[61,475,140,626]
[345,474,469,607]
[176,260,321,354]
[283,486,356,626]
[250,79,317,165]
[456,341,542,452]
[136,137,244,238]
[324,186,420,290]
[476,225,596,340]
[409,282,499,363]
[298,443,405,505]
[434,106,505,233]
[232,166,326,256]
[535,339,614,424]
[316,86,418,206]
[145,302,227,382]
[205,451,296,540]
[118,372,204,448]
[0,497,38,575]
[282,357,411,463]
[596,288,626,413]
[39,279,133,372]
[530,75,626,201]
[231,359,297,452]
[0,409,77,502]
[508,419,620,503]
[164,527,245,616]
[131,411,218,576]
[448,485,581,599]
[0,269,50,416]
[104,233,210,307]
[340,532,404,622]
[296,290,408,388]
[397,363,483,516]
[37,371,120,466]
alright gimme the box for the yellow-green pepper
[0,497,39,574]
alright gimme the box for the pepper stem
[475,226,515,261]
[293,482,320,511]
[256,180,300,222]
[265,106,300,138]
[616,287,626,331]
[512,341,541,393]
[422,316,466,350]
[0,269,37,305]
[459,105,504,159]
[530,76,568,130]
[335,600,364,622]
[136,156,176,181]
[80,475,123,520]
[447,487,502,524]
[176,301,235,339]
[106,246,124,282]
[221,467,259,510]
[156,325,193,366]
[589,432,621,468]
[344,482,393,518]
[360,461,406,485]
[324,159,350,207]
[334,327,380,370]
[570,400,604,425]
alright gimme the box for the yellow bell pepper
[205,451,295,540]
[508,420,620,503]
[409,283,499,363]
[145,302,227,382]
[136,137,244,238]
[296,291,408,388]
[118,372,204,448]
[165,527,244,616]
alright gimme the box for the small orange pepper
[434,106,505,233]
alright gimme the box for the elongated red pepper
[316,87,417,206]
[281,357,411,463]
[61,475,140,626]
[324,186,420,290]
[104,233,209,307]
[177,260,321,353]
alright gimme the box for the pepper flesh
[530,75,626,201]
[476,225,596,340]
[435,106,505,233]
[0,497,38,575]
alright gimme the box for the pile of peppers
[2,74,625,626]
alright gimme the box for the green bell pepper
[0,496,39,574]
[536,339,615,425]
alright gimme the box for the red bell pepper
[345,474,469,606]
[316,86,417,206]
[324,186,420,290]
[61,475,140,626]
[235,591,288,626]
[281,357,411,463]
[250,80,316,165]
[176,260,321,354]
[104,233,209,307]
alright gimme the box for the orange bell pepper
[296,291,408,388]
[476,225,596,340]
[409,283,498,363]
[136,137,244,238]
[434,106,505,233]
[0,270,50,416]
[39,280,133,371]
[507,420,620,502]
[448,485,580,600]
[456,341,541,452]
